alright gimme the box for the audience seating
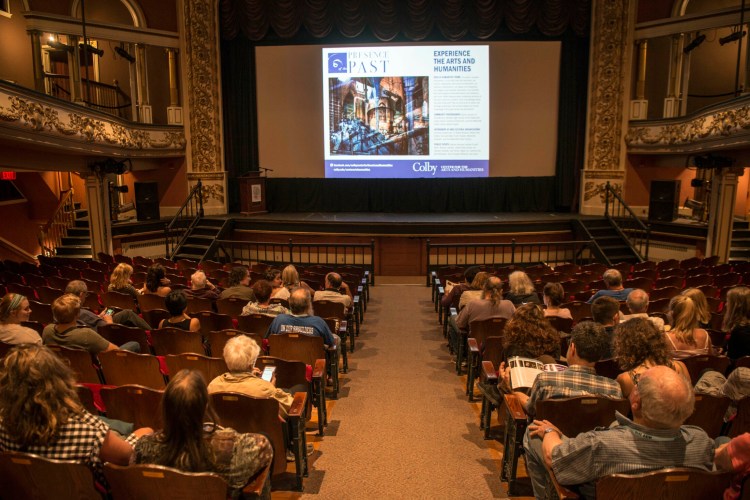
[98,350,166,389]
[237,314,274,335]
[76,384,99,414]
[21,320,44,337]
[150,327,206,356]
[547,315,574,334]
[186,296,215,314]
[100,385,164,430]
[164,353,228,384]
[0,451,101,500]
[141,308,170,329]
[206,330,262,358]
[46,345,102,384]
[216,297,247,318]
[648,286,681,302]
[466,317,507,398]
[680,354,731,385]
[684,393,731,439]
[729,396,750,438]
[210,392,307,491]
[268,333,336,399]
[191,311,233,337]
[28,300,54,325]
[562,301,590,325]
[98,324,151,354]
[102,291,138,311]
[137,293,166,312]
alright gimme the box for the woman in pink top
[665,294,712,358]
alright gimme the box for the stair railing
[604,181,650,261]
[38,189,76,257]
[165,180,203,259]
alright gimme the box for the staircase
[579,218,641,264]
[172,218,231,261]
[730,219,750,262]
[52,204,93,260]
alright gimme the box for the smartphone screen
[261,366,275,382]
[105,308,115,316]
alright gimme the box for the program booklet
[508,356,567,390]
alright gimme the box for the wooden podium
[239,172,267,214]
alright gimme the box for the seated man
[65,280,151,331]
[185,270,219,301]
[440,266,480,311]
[524,365,714,500]
[313,272,353,312]
[208,335,304,418]
[501,321,622,416]
[587,269,633,303]
[591,296,620,357]
[448,276,515,356]
[219,267,256,301]
[620,288,665,331]
[43,294,140,353]
[241,280,290,317]
[267,287,338,350]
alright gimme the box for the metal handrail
[38,189,76,257]
[604,181,650,261]
[425,239,598,286]
[45,73,132,119]
[213,238,376,285]
[164,180,203,260]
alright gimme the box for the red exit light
[0,172,16,180]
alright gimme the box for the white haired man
[185,270,219,301]
[620,288,665,331]
[524,365,713,499]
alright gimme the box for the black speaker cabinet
[648,180,681,222]
[134,181,160,221]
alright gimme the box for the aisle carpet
[288,284,507,498]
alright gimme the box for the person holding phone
[207,335,305,418]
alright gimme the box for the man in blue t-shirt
[587,269,633,303]
[267,287,337,349]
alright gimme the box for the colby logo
[412,161,436,175]
[328,53,348,73]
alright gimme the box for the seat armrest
[468,337,480,353]
[543,461,580,499]
[481,360,498,383]
[289,391,307,418]
[502,393,527,421]
[450,307,457,316]
[312,358,326,379]
[242,462,271,496]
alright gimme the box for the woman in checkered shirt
[0,344,148,486]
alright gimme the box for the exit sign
[0,172,16,180]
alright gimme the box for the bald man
[523,365,713,499]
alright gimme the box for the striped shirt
[551,412,714,495]
[526,365,623,416]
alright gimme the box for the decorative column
[135,44,152,123]
[630,40,648,119]
[579,0,638,215]
[166,48,183,125]
[68,35,83,103]
[664,34,684,118]
[706,167,743,263]
[30,31,45,93]
[83,172,113,257]
[180,0,227,215]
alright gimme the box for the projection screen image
[323,46,489,179]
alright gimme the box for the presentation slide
[323,46,489,179]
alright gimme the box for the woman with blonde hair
[108,262,140,300]
[725,287,750,360]
[0,293,39,345]
[458,271,490,310]
[665,294,712,357]
[681,287,711,328]
[274,264,313,300]
[0,345,150,486]
[505,270,541,306]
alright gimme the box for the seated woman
[133,369,273,496]
[542,282,572,320]
[140,264,172,297]
[0,293,41,345]
[613,317,690,398]
[502,303,560,361]
[274,265,313,301]
[505,271,541,306]
[0,344,150,487]
[158,290,200,332]
[265,269,284,298]
[725,287,750,361]
[108,263,141,300]
[681,287,712,329]
[665,294,712,358]
[457,271,490,311]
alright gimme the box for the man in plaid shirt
[501,321,622,416]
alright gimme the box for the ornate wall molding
[187,171,226,214]
[626,95,750,153]
[0,83,185,157]
[182,0,224,176]
[584,0,635,172]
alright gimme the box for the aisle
[295,284,505,498]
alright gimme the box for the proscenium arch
[70,0,146,28]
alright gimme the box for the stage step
[579,218,640,265]
[730,221,750,261]
[169,217,232,262]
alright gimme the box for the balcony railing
[45,73,131,120]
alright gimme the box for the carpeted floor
[278,284,511,498]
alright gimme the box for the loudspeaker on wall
[134,182,160,221]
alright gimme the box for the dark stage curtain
[219,0,591,213]
[266,177,556,213]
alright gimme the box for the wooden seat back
[547,315,574,334]
[0,451,100,500]
[256,355,307,390]
[104,463,228,500]
[680,354,731,385]
[150,327,206,356]
[186,296,214,314]
[313,300,346,320]
[46,345,101,384]
[730,396,750,438]
[141,308,170,329]
[594,358,622,380]
[98,350,166,389]
[216,297,247,318]
[100,385,164,430]
[535,396,629,437]
[98,323,151,354]
[684,393,731,439]
[237,314,274,335]
[595,468,732,500]
[190,311,233,337]
[137,293,166,312]
[206,330,262,358]
[268,333,325,367]
[468,317,507,346]
[165,353,228,384]
[102,290,137,311]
